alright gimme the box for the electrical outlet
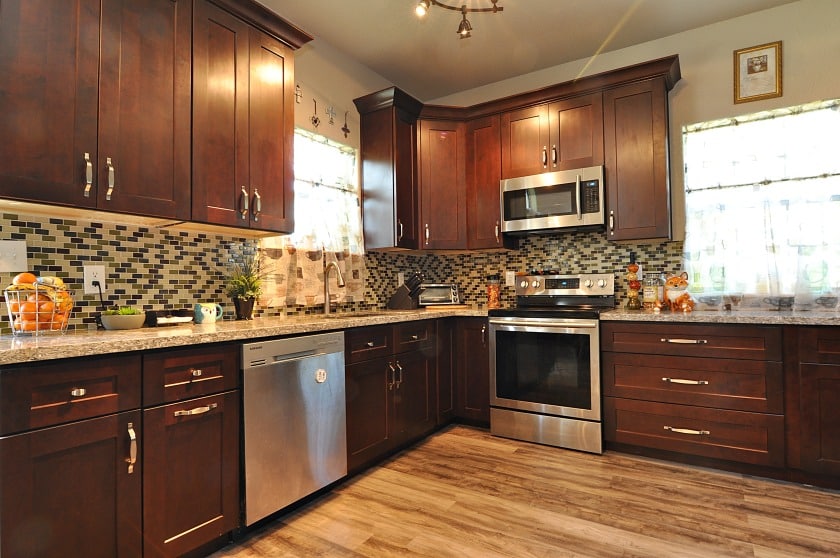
[505,271,516,287]
[397,272,405,285]
[83,265,107,295]
[0,240,28,272]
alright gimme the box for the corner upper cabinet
[500,92,604,179]
[418,119,467,249]
[192,0,311,233]
[0,0,191,220]
[354,88,424,250]
[603,74,675,241]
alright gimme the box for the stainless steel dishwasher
[242,331,347,526]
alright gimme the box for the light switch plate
[505,271,516,287]
[0,240,28,272]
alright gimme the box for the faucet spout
[324,261,345,315]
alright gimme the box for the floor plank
[210,426,840,557]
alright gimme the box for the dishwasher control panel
[242,331,345,370]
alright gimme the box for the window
[682,99,840,309]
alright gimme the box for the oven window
[495,330,591,409]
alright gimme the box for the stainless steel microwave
[500,165,605,234]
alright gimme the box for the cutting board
[422,304,472,310]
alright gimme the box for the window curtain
[682,99,840,310]
[259,129,366,308]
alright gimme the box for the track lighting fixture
[414,0,503,39]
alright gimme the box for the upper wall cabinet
[354,88,424,250]
[418,119,467,250]
[500,92,604,179]
[192,0,308,234]
[604,77,671,241]
[0,0,192,220]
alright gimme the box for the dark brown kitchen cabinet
[466,115,516,249]
[345,322,436,472]
[0,354,143,557]
[0,0,192,220]
[455,317,490,425]
[192,0,297,233]
[418,119,467,249]
[794,327,840,477]
[603,77,671,241]
[500,92,604,179]
[354,87,423,250]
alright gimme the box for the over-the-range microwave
[500,165,605,234]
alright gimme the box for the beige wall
[292,0,839,239]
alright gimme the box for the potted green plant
[224,252,268,320]
[100,306,145,330]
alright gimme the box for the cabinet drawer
[346,325,393,364]
[601,322,782,361]
[143,344,239,406]
[0,354,141,435]
[799,326,840,365]
[602,352,783,413]
[395,320,435,352]
[604,397,785,467]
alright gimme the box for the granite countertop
[602,307,840,326]
[0,307,488,366]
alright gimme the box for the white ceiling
[258,0,797,102]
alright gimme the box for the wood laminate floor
[210,426,840,557]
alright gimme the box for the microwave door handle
[576,174,582,220]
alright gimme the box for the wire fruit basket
[4,285,74,335]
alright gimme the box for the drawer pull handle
[366,341,375,348]
[664,425,710,436]
[660,338,708,344]
[174,403,218,417]
[126,422,137,474]
[661,377,709,385]
[387,363,396,391]
[395,361,404,389]
[190,368,203,378]
[70,388,87,397]
[410,334,419,341]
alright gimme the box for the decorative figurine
[664,272,695,312]
[626,255,642,310]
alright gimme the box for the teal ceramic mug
[194,303,224,324]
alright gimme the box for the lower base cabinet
[455,317,490,424]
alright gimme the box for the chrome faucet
[324,261,346,315]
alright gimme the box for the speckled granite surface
[601,308,840,326]
[0,308,487,366]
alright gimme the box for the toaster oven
[418,284,460,306]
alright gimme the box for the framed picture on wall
[734,41,782,103]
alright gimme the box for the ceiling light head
[457,12,472,39]
[415,0,431,17]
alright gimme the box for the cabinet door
[192,0,251,228]
[0,0,100,207]
[466,115,509,249]
[247,27,294,232]
[798,327,840,476]
[392,349,436,444]
[418,119,466,249]
[603,77,671,240]
[0,411,142,558]
[143,392,239,558]
[346,357,392,472]
[97,0,191,219]
[436,319,456,425]
[547,93,604,171]
[455,318,490,424]
[500,104,549,178]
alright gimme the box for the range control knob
[583,279,593,288]
[531,280,541,288]
[519,280,529,289]
[597,279,608,288]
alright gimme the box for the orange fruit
[19,301,38,322]
[7,300,21,314]
[36,301,55,321]
[14,318,38,332]
[12,272,37,286]
[27,292,51,303]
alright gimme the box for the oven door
[489,316,600,421]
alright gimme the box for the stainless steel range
[488,272,615,454]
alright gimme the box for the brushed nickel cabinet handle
[387,362,396,390]
[424,223,430,246]
[190,368,203,377]
[495,221,500,244]
[481,323,486,346]
[83,152,93,197]
[664,425,710,436]
[105,157,115,201]
[173,403,218,417]
[660,338,709,344]
[126,422,137,474]
[609,210,615,235]
[410,334,419,341]
[551,145,557,166]
[542,146,548,168]
[239,186,249,219]
[395,361,404,389]
[397,219,404,243]
[252,188,262,221]
[366,341,375,347]
[70,388,87,397]
[662,377,709,385]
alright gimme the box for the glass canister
[487,274,501,309]
[642,273,661,309]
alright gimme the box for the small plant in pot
[224,252,268,320]
[99,306,145,330]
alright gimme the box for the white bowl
[100,313,146,330]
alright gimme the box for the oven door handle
[488,319,598,329]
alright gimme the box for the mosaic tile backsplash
[0,210,684,334]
